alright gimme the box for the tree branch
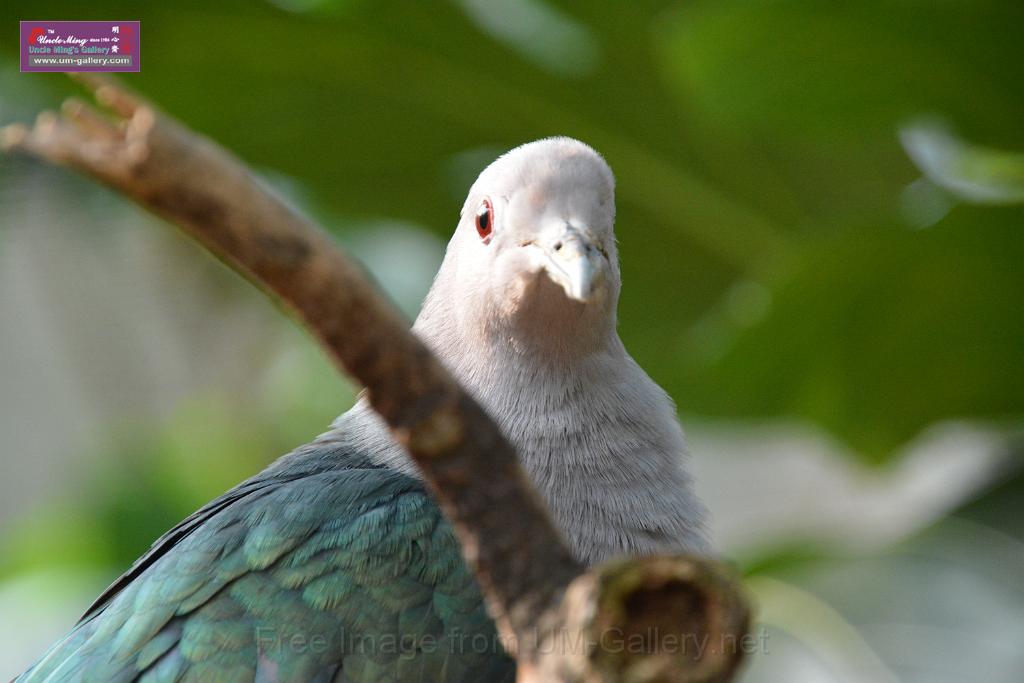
[2,74,750,682]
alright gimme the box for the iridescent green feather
[16,447,515,683]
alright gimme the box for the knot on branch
[530,556,751,683]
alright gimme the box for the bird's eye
[475,198,494,241]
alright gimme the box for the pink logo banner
[21,21,140,72]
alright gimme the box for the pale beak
[533,226,604,303]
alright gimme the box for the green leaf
[901,120,1024,204]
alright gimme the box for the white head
[417,137,620,357]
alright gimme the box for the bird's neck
[456,337,707,563]
[342,311,708,564]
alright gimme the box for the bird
[17,137,708,682]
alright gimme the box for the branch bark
[2,75,750,682]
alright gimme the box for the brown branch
[2,74,750,682]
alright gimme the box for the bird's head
[421,137,620,356]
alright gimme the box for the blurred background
[1,1,1023,680]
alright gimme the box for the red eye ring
[475,197,494,241]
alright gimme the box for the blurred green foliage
[0,338,354,578]
[3,3,1024,679]
[1,0,1021,458]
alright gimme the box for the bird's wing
[18,443,514,683]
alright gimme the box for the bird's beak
[533,226,604,303]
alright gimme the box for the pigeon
[17,137,708,682]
